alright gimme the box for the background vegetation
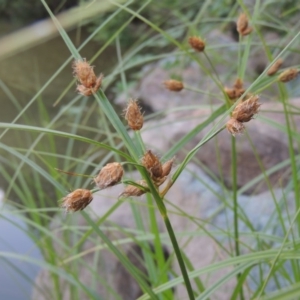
[1,0,300,299]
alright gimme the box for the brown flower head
[188,36,205,52]
[237,13,248,33]
[234,78,243,90]
[153,176,168,187]
[73,59,103,96]
[278,68,299,83]
[94,162,124,189]
[163,79,184,92]
[124,99,144,131]
[240,27,253,36]
[237,13,252,36]
[232,95,260,123]
[60,189,93,213]
[162,157,175,177]
[119,180,148,198]
[224,87,238,100]
[73,59,96,87]
[224,79,245,100]
[142,150,163,179]
[267,58,283,76]
[225,87,245,100]
[226,118,245,136]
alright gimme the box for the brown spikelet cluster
[278,68,299,83]
[188,36,205,52]
[224,78,245,100]
[226,118,245,136]
[232,95,260,122]
[119,151,175,198]
[119,180,148,198]
[142,150,163,179]
[226,95,261,136]
[237,13,253,36]
[94,162,124,189]
[142,150,175,186]
[60,189,93,213]
[73,59,103,96]
[163,79,184,92]
[59,153,175,210]
[267,59,283,76]
[124,99,144,131]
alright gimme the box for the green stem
[141,175,195,299]
[231,136,244,300]
[163,213,195,300]
[278,85,300,281]
[146,194,173,299]
[280,87,300,234]
[134,131,171,298]
[95,89,194,298]
[231,137,240,258]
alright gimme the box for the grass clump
[1,1,300,300]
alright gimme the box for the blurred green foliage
[0,0,78,24]
[89,0,202,47]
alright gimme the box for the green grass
[1,0,300,299]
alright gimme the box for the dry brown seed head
[124,99,144,131]
[73,59,103,96]
[161,157,175,177]
[188,36,205,52]
[94,162,124,189]
[225,79,245,100]
[234,78,244,89]
[60,189,93,213]
[267,59,283,76]
[240,27,253,36]
[75,74,103,96]
[226,118,245,136]
[224,87,238,99]
[92,73,104,91]
[119,180,148,198]
[237,13,249,34]
[77,85,93,96]
[73,59,97,88]
[278,68,299,83]
[232,95,260,123]
[153,176,167,187]
[142,150,163,178]
[163,79,184,92]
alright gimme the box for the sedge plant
[2,0,300,300]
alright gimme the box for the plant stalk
[163,212,195,300]
[231,136,244,300]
